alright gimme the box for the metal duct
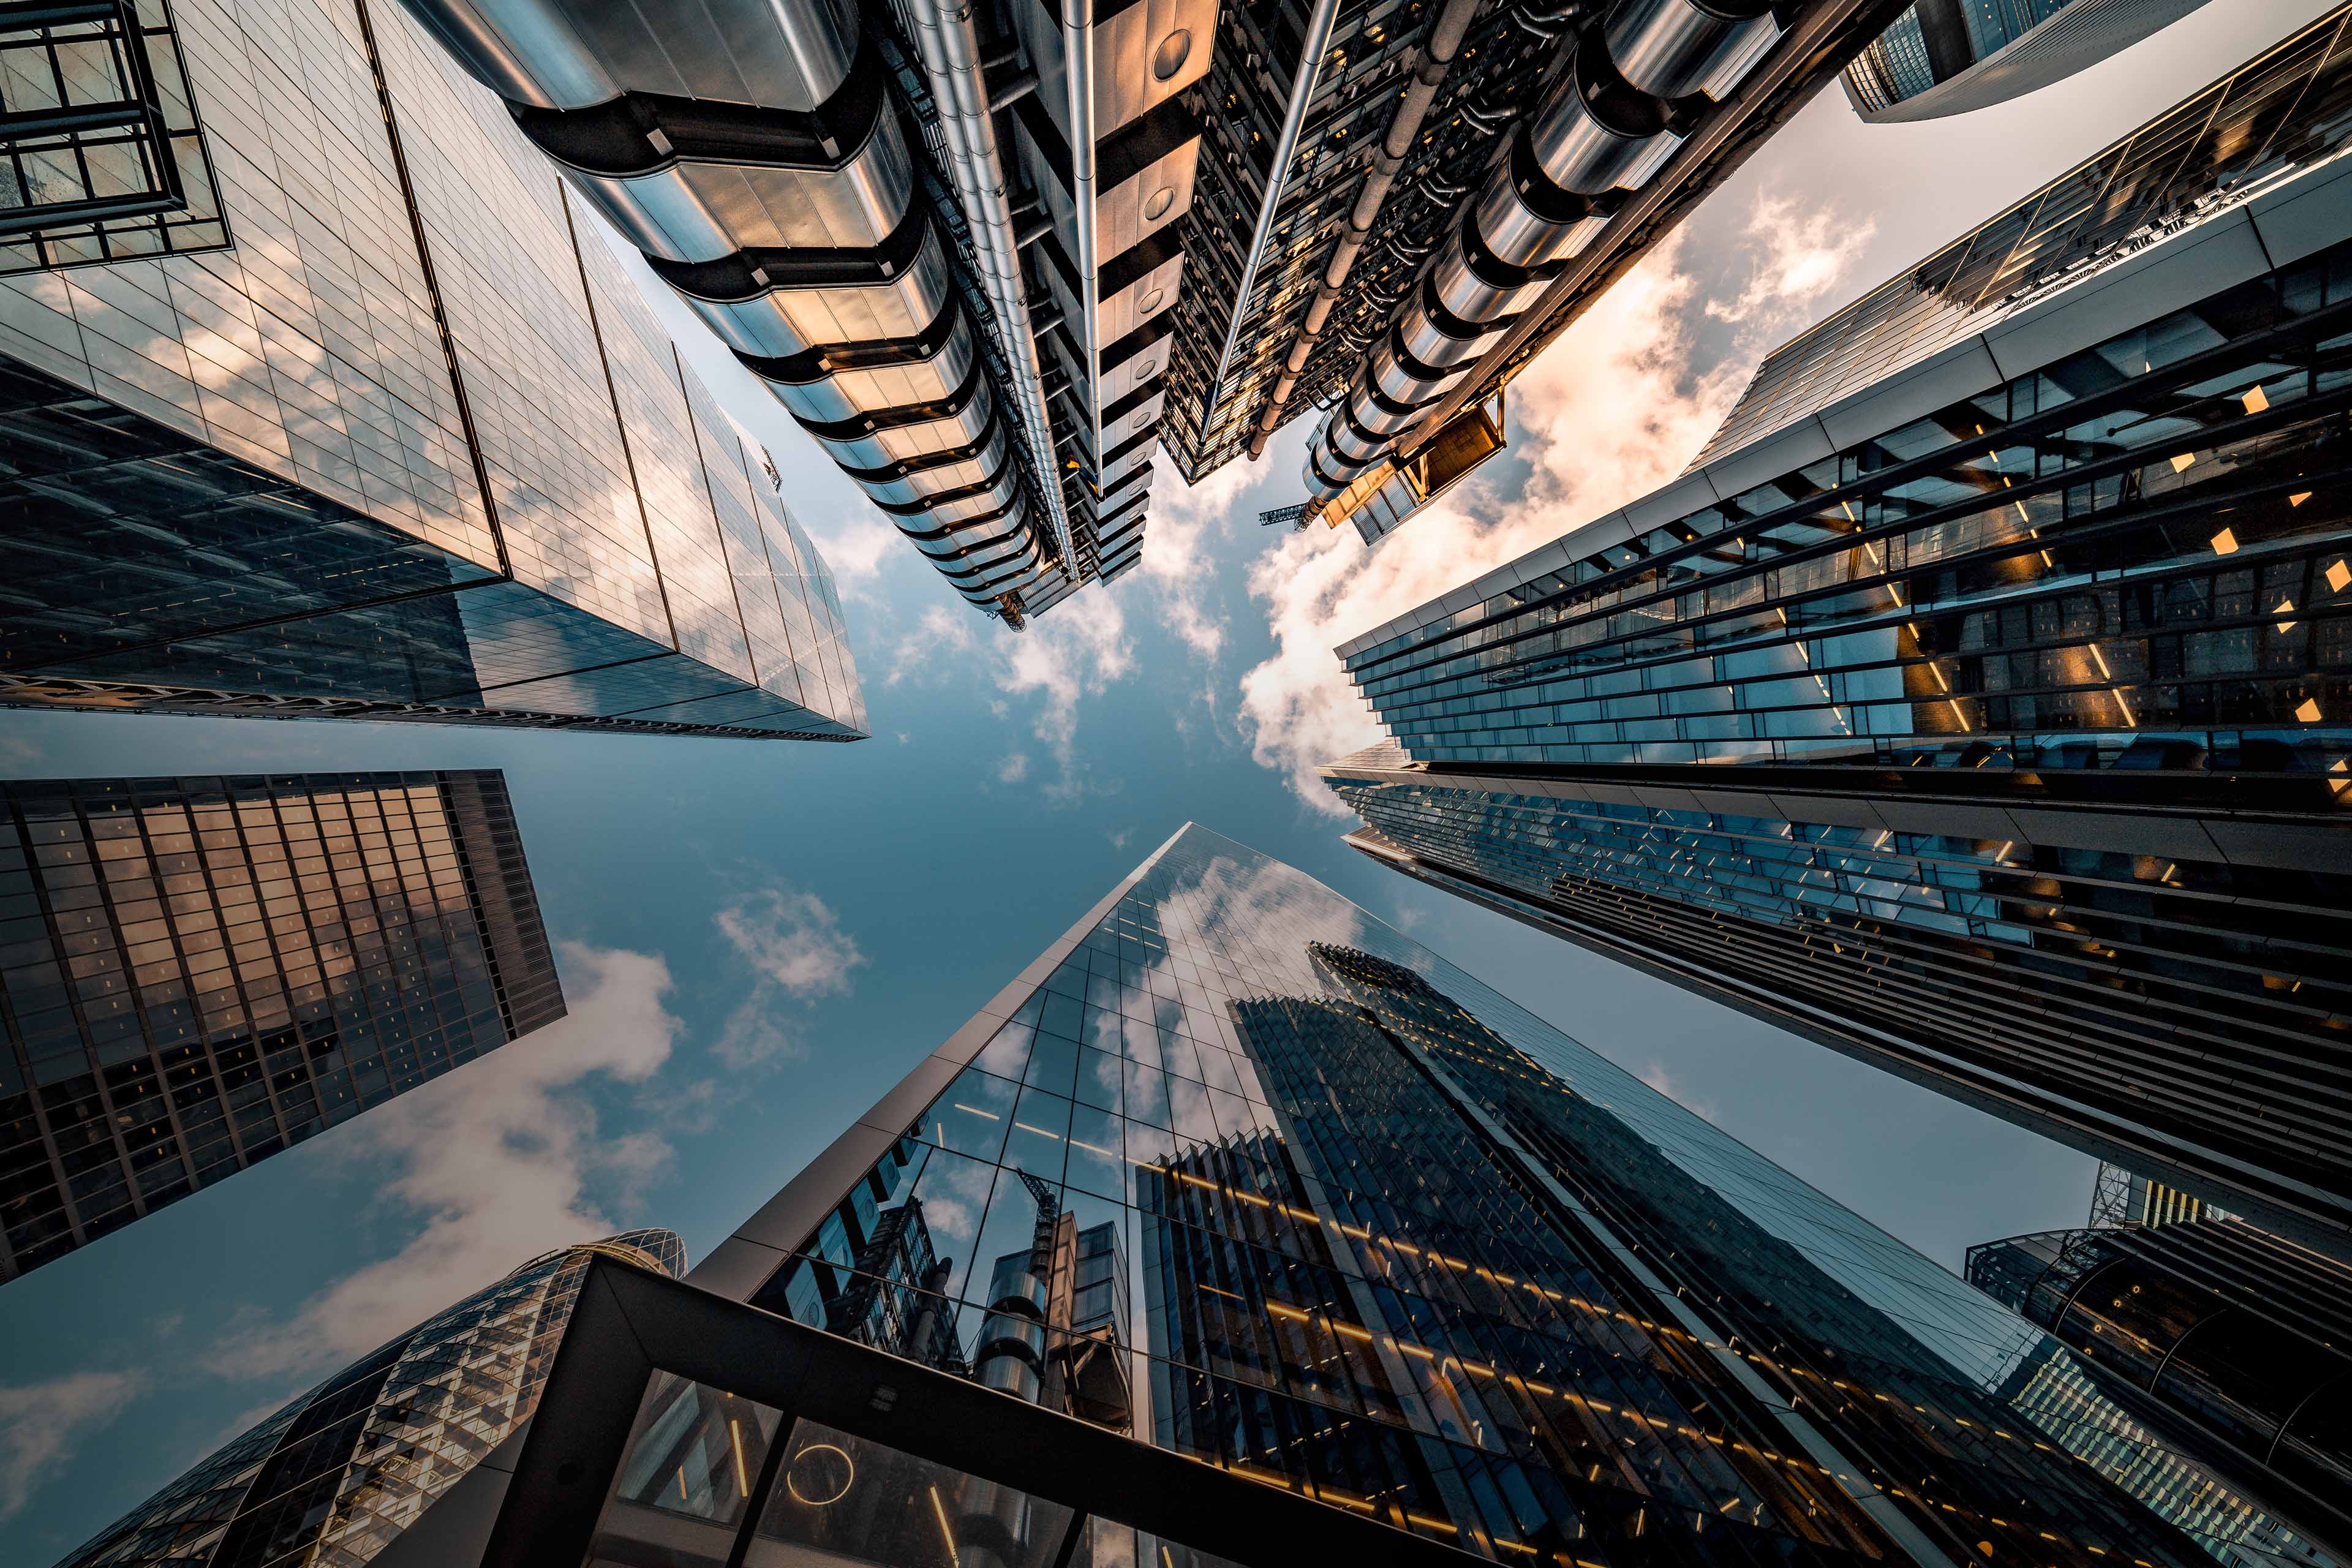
[1303,0,1777,500]
[397,0,1063,616]
[1250,0,1483,461]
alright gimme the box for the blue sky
[0,3,2329,1557]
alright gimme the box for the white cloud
[996,752,1030,784]
[887,603,980,687]
[804,521,899,590]
[712,888,869,1066]
[0,1370,147,1523]
[1706,188,1877,332]
[1638,1061,1719,1124]
[1237,195,1875,811]
[206,943,685,1382]
[1001,589,1133,801]
[1137,462,1253,659]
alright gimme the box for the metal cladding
[1303,0,1777,501]
[397,0,1204,622]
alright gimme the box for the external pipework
[907,0,1078,568]
[1249,0,1485,462]
[1202,0,1344,432]
[1300,0,1780,499]
[397,0,1065,616]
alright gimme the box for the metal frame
[0,0,184,235]
[482,1256,1488,1568]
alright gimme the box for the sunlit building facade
[1,771,562,1284]
[1322,17,2352,1259]
[396,825,2339,1567]
[51,1229,685,1568]
[1969,1217,2352,1555]
[0,0,863,738]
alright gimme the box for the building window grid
[741,840,2250,1564]
[0,775,522,1274]
[1342,253,2352,771]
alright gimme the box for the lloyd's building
[1322,9,2352,1259]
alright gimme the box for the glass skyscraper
[51,1228,686,1568]
[1321,11,2352,1261]
[0,0,864,740]
[1,771,563,1284]
[1967,1216,2352,1553]
[408,824,2337,1568]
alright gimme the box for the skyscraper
[1843,0,2215,123]
[1320,9,2352,1256]
[0,0,864,738]
[1,771,563,1283]
[392,824,2336,1567]
[1967,1216,2352,1554]
[51,1228,686,1568]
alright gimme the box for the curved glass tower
[1844,0,2217,122]
[51,1229,686,1568]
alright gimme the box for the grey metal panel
[1703,415,1834,501]
[1621,472,1719,531]
[1980,213,2272,383]
[1869,799,2024,842]
[1994,807,2226,861]
[2247,154,2352,268]
[1814,335,2003,453]
[1763,793,1889,832]
[2193,818,2352,875]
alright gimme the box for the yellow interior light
[2171,453,2195,473]
[2242,385,2269,414]
[2328,560,2350,593]
[2291,491,2314,508]
[2275,598,2298,632]
[2297,698,2323,723]
[2209,528,2238,555]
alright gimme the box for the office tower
[396,824,2332,1568]
[1844,0,2215,123]
[1,771,562,1284]
[399,0,1206,623]
[1321,10,2352,1256]
[52,1228,686,1568]
[1967,1218,2352,1554]
[0,0,864,738]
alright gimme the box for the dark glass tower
[0,771,564,1283]
[429,825,2338,1568]
[1322,12,2352,1259]
[51,1229,686,1568]
[1967,1218,2352,1555]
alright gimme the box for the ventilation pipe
[1300,0,1780,498]
[1248,0,1483,461]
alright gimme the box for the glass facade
[1324,184,2352,1255]
[0,0,864,740]
[0,0,228,275]
[1728,7,2352,465]
[0,771,564,1283]
[719,823,2328,1566]
[1967,1218,2352,1553]
[52,1228,686,1568]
